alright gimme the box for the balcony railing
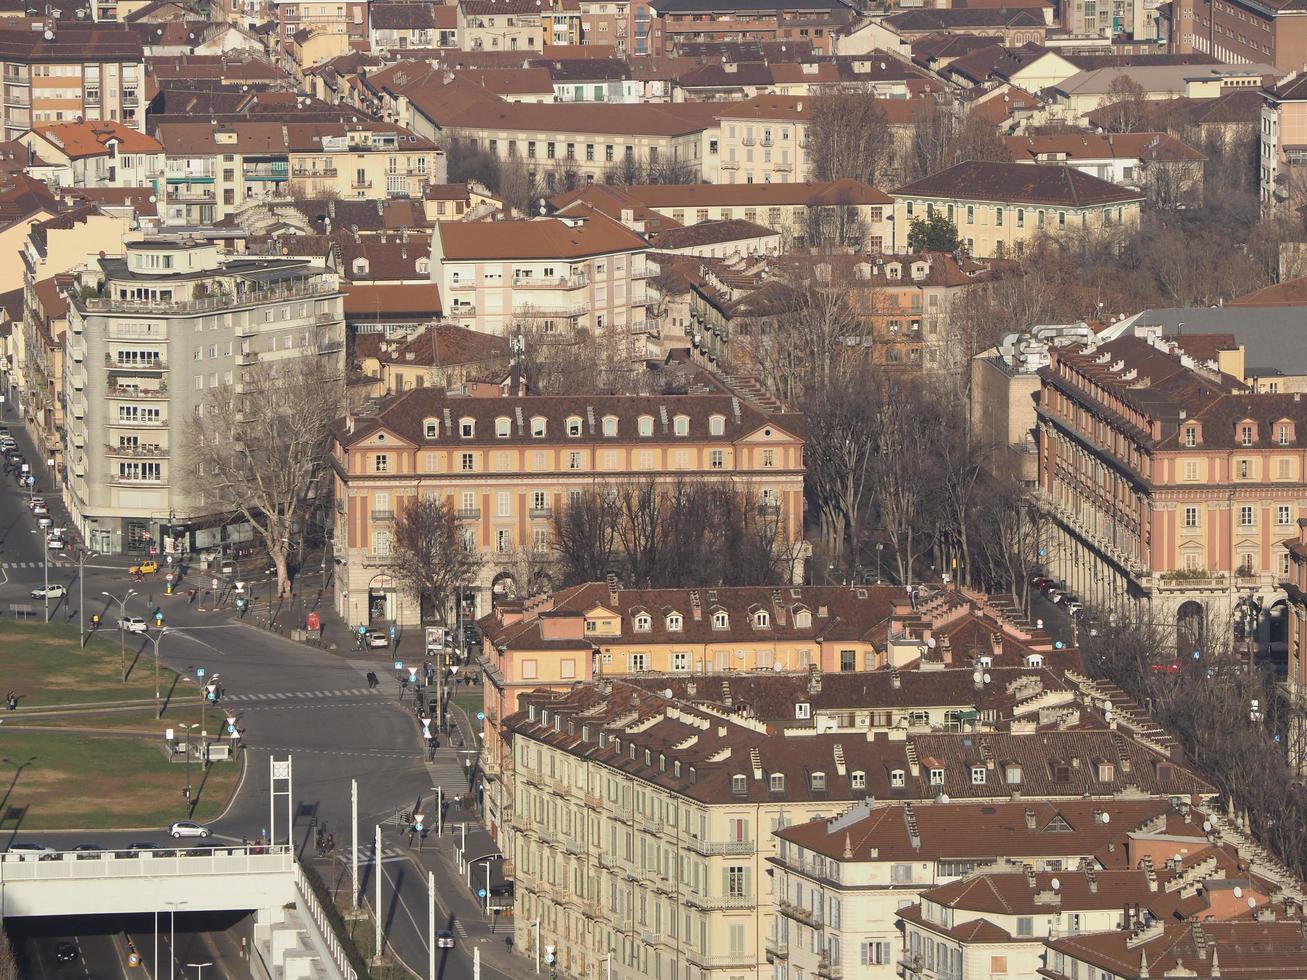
[720,159,740,169]
[686,950,755,969]
[456,507,481,519]
[741,136,756,146]
[292,167,339,177]
[777,898,823,928]
[513,274,589,289]
[765,937,789,960]
[686,893,754,911]
[371,510,394,522]
[107,473,166,486]
[79,279,337,316]
[108,386,168,400]
[528,507,553,519]
[106,354,166,370]
[685,837,753,856]
[105,443,168,457]
[817,959,844,980]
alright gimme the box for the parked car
[30,584,66,600]
[365,629,390,648]
[121,616,148,633]
[7,842,53,859]
[1065,601,1083,616]
[168,821,210,839]
[36,515,51,529]
[72,844,103,859]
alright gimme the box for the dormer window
[1026,654,1044,668]
[530,416,547,438]
[810,771,826,791]
[495,416,510,438]
[666,613,683,632]
[795,702,810,719]
[851,770,866,789]
[712,611,729,630]
[971,767,987,785]
[459,417,475,438]
[423,418,439,439]
[709,415,725,436]
[352,257,369,276]
[753,610,770,629]
[565,416,582,437]
[1240,423,1255,446]
[673,414,689,436]
[1278,422,1294,445]
[731,774,747,795]
[415,258,430,275]
[794,608,811,629]
[602,415,618,437]
[1184,426,1198,447]
[1005,764,1022,784]
[929,768,945,786]
[769,773,784,792]
[890,768,906,787]
[638,415,654,437]
[634,613,651,632]
[1097,762,1115,782]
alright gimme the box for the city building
[354,323,510,397]
[0,26,146,140]
[430,206,654,355]
[1037,333,1307,655]
[61,236,346,555]
[1006,131,1206,205]
[1170,0,1307,71]
[648,0,855,56]
[458,0,545,52]
[892,161,1144,260]
[329,386,805,626]
[774,797,1218,980]
[1261,73,1307,211]
[156,118,438,225]
[18,120,165,192]
[499,681,1212,980]
[269,0,369,55]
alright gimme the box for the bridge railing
[0,844,295,880]
[294,862,360,980]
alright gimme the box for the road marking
[454,921,468,938]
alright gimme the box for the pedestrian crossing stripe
[1,561,72,569]
[454,922,469,938]
[225,688,381,702]
[346,846,408,865]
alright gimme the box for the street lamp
[30,530,48,623]
[102,588,138,682]
[159,900,187,980]
[185,963,213,980]
[178,722,198,812]
[146,627,171,717]
[467,853,498,915]
[77,548,98,648]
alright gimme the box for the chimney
[940,636,952,664]
[807,664,822,695]
[890,668,901,690]
[1024,808,1036,830]
[990,631,1003,657]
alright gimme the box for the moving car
[30,584,66,599]
[168,821,210,838]
[130,560,159,576]
[36,515,52,529]
[55,941,78,963]
[435,930,455,949]
[364,629,389,648]
[121,616,148,633]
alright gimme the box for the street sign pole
[436,786,442,837]
[374,824,382,960]
[473,945,480,980]
[351,779,359,909]
[428,870,435,980]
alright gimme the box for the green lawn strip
[16,702,230,735]
[0,731,241,831]
[0,621,199,708]
[451,692,483,725]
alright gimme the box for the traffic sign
[165,572,174,583]
[394,661,404,670]
[211,578,218,590]
[476,711,485,721]
[197,668,206,678]
[478,888,487,898]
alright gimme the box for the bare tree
[391,496,484,623]
[808,91,893,184]
[185,356,343,596]
[1094,75,1149,133]
[904,103,1013,182]
[552,488,620,583]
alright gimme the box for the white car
[30,500,47,514]
[47,536,65,551]
[121,616,148,633]
[36,515,52,529]
[365,630,390,648]
[30,585,66,600]
[168,821,210,839]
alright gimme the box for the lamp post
[467,854,497,916]
[185,963,213,980]
[161,900,186,980]
[102,588,138,682]
[77,549,97,647]
[146,627,170,717]
[30,531,48,622]
[178,722,198,812]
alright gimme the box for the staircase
[720,373,785,414]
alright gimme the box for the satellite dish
[1202,820,1212,832]
[1249,896,1257,908]
[1050,877,1061,891]
[772,661,782,672]
[926,637,937,649]
[1036,618,1044,629]
[1103,701,1113,712]
[663,688,673,698]
[1101,813,1110,824]
[983,673,991,684]
[937,793,949,804]
[43,29,53,39]
[1234,886,1243,899]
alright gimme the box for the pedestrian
[5,692,15,711]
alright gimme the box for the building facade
[62,237,345,555]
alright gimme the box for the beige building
[499,682,1213,980]
[157,119,438,225]
[329,387,806,624]
[0,26,146,140]
[430,205,653,360]
[18,120,164,192]
[714,95,810,185]
[355,323,509,398]
[1262,73,1307,210]
[892,161,1143,260]
[459,0,544,51]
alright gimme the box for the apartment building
[714,95,809,185]
[354,323,510,397]
[329,386,805,625]
[61,236,346,555]
[0,26,146,140]
[500,682,1212,980]
[156,119,437,225]
[648,0,854,56]
[1037,333,1307,655]
[458,0,544,52]
[430,207,653,355]
[773,798,1213,980]
[1261,73,1307,211]
[1007,132,1206,206]
[1170,0,1307,71]
[553,180,893,251]
[892,162,1144,260]
[1286,521,1307,724]
[18,120,164,192]
[899,862,1274,980]
[269,0,369,52]
[368,3,459,51]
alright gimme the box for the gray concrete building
[62,236,345,556]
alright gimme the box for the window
[1184,460,1199,481]
[761,449,775,468]
[423,418,439,439]
[769,773,785,792]
[995,206,1004,226]
[638,415,654,437]
[1240,505,1255,526]
[810,771,826,791]
[1183,506,1199,529]
[890,769,905,787]
[495,529,512,554]
[566,416,582,437]
[929,768,945,785]
[731,774,747,795]
[459,417,475,438]
[460,452,475,471]
[1241,424,1254,446]
[891,863,913,883]
[628,652,649,671]
[602,416,618,437]
[1279,424,1292,445]
[991,955,1008,974]
[1239,459,1251,478]
[1184,427,1197,447]
[671,651,689,671]
[530,416,547,438]
[795,702,810,719]
[709,415,725,436]
[753,610,770,628]
[862,943,891,966]
[850,770,866,789]
[1016,917,1034,937]
[495,416,510,438]
[971,766,986,785]
[666,613,683,631]
[1279,505,1292,525]
[712,611,729,629]
[634,613,651,632]
[673,415,689,436]
[710,449,724,469]
[726,865,748,898]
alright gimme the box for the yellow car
[129,560,159,576]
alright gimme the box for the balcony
[315,312,339,324]
[169,187,216,202]
[528,506,552,519]
[449,280,475,291]
[371,509,394,522]
[107,473,166,486]
[351,181,374,191]
[513,274,589,289]
[742,136,756,146]
[238,351,257,366]
[686,893,754,911]
[765,937,789,960]
[686,950,755,969]
[773,161,793,172]
[720,159,740,170]
[456,507,481,519]
[292,167,339,177]
[106,324,167,341]
[685,837,753,856]
[584,792,602,808]
[640,930,663,946]
[761,136,773,147]
[817,959,844,980]
[364,551,395,565]
[79,279,337,317]
[108,385,168,400]
[777,898,823,928]
[106,354,167,371]
[105,443,168,458]
[243,163,290,181]
[636,813,664,834]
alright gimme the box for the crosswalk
[1,560,71,569]
[225,687,381,703]
[427,755,468,792]
[346,844,409,866]
[454,921,469,939]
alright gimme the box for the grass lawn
[451,691,484,725]
[19,702,230,735]
[0,621,198,708]
[0,731,242,830]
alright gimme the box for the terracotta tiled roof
[155,120,435,155]
[886,6,1047,30]
[436,207,648,261]
[894,160,1142,207]
[30,121,162,160]
[1006,132,1204,164]
[342,283,442,318]
[0,173,58,230]
[1228,274,1307,307]
[560,179,892,210]
[0,25,143,61]
[1045,921,1307,979]
[651,218,777,250]
[370,3,446,29]
[372,323,507,366]
[453,66,555,96]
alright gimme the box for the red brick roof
[894,160,1142,207]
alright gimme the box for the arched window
[423,418,439,439]
[712,610,729,629]
[566,416,583,437]
[602,416,618,437]
[495,416,511,438]
[708,415,725,436]
[753,610,770,629]
[459,417,475,438]
[638,415,654,437]
[673,414,689,436]
[530,416,547,438]
[634,613,651,632]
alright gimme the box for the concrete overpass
[0,845,357,979]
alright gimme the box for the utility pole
[374,824,382,961]
[427,870,435,980]
[351,779,359,909]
